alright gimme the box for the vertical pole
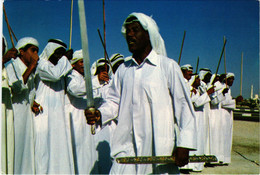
[69,0,73,49]
[240,52,243,96]
[224,36,227,87]
[178,30,186,65]
[3,5,15,48]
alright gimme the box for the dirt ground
[184,120,260,174]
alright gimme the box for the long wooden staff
[3,4,17,47]
[240,52,243,96]
[195,56,199,74]
[178,30,186,65]
[224,36,227,87]
[103,0,106,60]
[69,0,73,49]
[97,28,113,69]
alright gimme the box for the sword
[78,0,96,135]
[116,155,217,164]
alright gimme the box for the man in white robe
[181,64,193,89]
[4,37,39,174]
[1,36,16,174]
[65,50,98,174]
[220,73,242,164]
[198,68,214,158]
[85,12,196,174]
[208,74,228,163]
[91,57,116,174]
[34,39,74,174]
[182,75,211,172]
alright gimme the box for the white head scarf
[71,49,83,65]
[199,68,211,80]
[90,58,112,77]
[226,72,235,79]
[181,64,193,71]
[109,53,124,68]
[121,12,167,57]
[39,39,66,60]
[15,37,39,54]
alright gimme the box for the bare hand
[222,88,229,95]
[191,88,197,94]
[172,147,190,167]
[84,108,101,125]
[207,86,215,95]
[65,49,73,60]
[98,71,109,83]
[31,101,43,115]
[3,48,18,64]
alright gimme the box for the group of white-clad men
[2,12,242,174]
[2,35,124,174]
[180,64,243,172]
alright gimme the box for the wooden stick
[97,28,113,69]
[224,36,227,87]
[103,0,106,59]
[178,30,186,65]
[3,5,15,48]
[69,0,73,49]
[240,52,243,95]
[215,39,227,75]
[195,56,199,74]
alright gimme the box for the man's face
[72,59,84,76]
[49,47,66,65]
[125,21,150,54]
[193,76,201,87]
[182,70,193,81]
[227,76,234,86]
[203,72,212,84]
[20,45,39,63]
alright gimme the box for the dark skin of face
[125,21,152,65]
[48,47,66,65]
[72,59,84,76]
[227,76,234,87]
[182,70,193,81]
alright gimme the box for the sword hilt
[87,107,96,135]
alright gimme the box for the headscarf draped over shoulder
[121,12,167,57]
[40,39,67,60]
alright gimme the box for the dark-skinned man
[220,73,243,165]
[4,37,39,174]
[33,39,74,174]
[85,12,196,174]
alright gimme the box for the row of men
[1,12,242,174]
[179,64,243,172]
[2,35,125,174]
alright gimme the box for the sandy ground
[182,119,260,174]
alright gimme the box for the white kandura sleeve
[98,69,121,126]
[66,71,86,98]
[37,56,72,82]
[167,61,197,150]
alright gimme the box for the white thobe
[99,50,196,174]
[209,82,226,162]
[65,69,98,174]
[4,58,35,174]
[1,68,14,174]
[34,56,74,174]
[92,75,116,174]
[199,81,211,155]
[220,88,235,163]
[184,87,210,171]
